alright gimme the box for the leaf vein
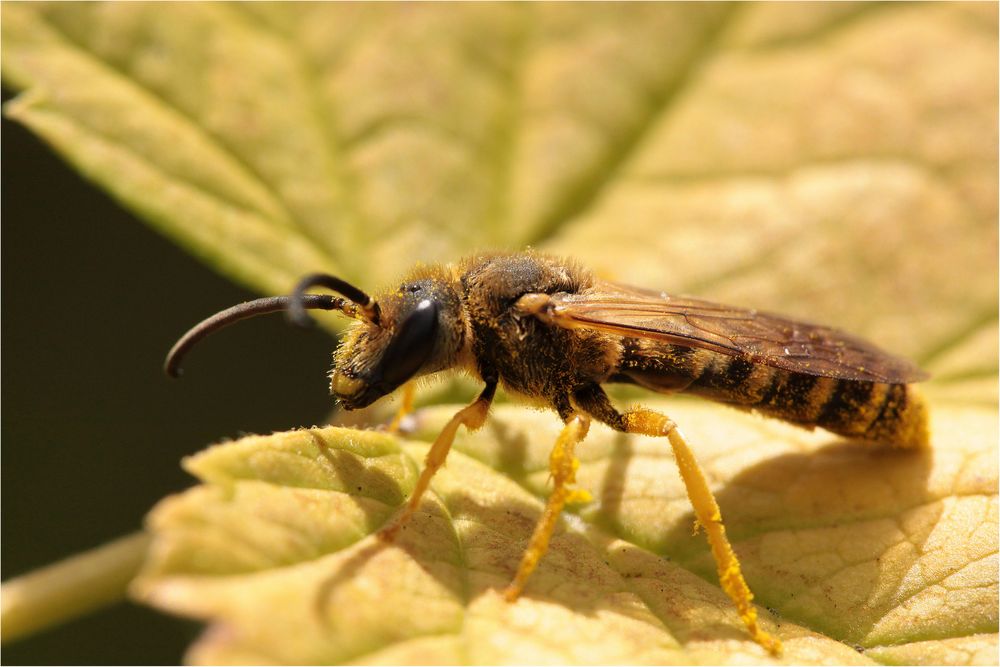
[33,7,343,272]
[527,4,745,244]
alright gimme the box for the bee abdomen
[692,362,834,424]
[813,379,929,447]
[618,343,929,447]
[687,357,929,447]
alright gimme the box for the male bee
[166,251,929,654]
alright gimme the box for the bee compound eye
[378,299,439,390]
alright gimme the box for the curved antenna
[289,273,381,328]
[164,294,343,378]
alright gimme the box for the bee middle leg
[380,380,497,540]
[573,383,782,655]
[503,410,593,601]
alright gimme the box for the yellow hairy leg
[623,408,782,656]
[504,414,593,601]
[386,381,417,434]
[380,392,491,540]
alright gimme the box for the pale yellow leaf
[133,401,996,663]
[4,2,996,663]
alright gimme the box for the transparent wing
[549,281,928,383]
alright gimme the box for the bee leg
[622,407,782,655]
[570,384,780,654]
[380,380,497,540]
[503,412,593,601]
[386,381,417,433]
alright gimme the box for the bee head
[164,269,465,410]
[329,274,465,410]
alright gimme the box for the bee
[166,251,930,654]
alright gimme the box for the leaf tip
[2,87,47,121]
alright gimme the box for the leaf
[3,2,997,663]
[131,402,997,664]
[3,3,995,354]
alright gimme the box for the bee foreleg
[503,412,593,601]
[386,381,417,434]
[622,407,782,655]
[380,380,496,540]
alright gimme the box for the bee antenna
[164,294,345,378]
[289,273,382,328]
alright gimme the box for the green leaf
[131,403,997,663]
[2,2,995,371]
[3,2,996,663]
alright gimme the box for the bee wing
[548,281,929,383]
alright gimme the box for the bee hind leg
[574,384,781,655]
[503,411,593,601]
[622,406,782,655]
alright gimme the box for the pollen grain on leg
[622,406,782,655]
[504,414,592,602]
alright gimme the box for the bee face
[330,276,465,409]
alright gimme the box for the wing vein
[550,284,928,383]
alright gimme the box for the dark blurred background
[2,86,340,664]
